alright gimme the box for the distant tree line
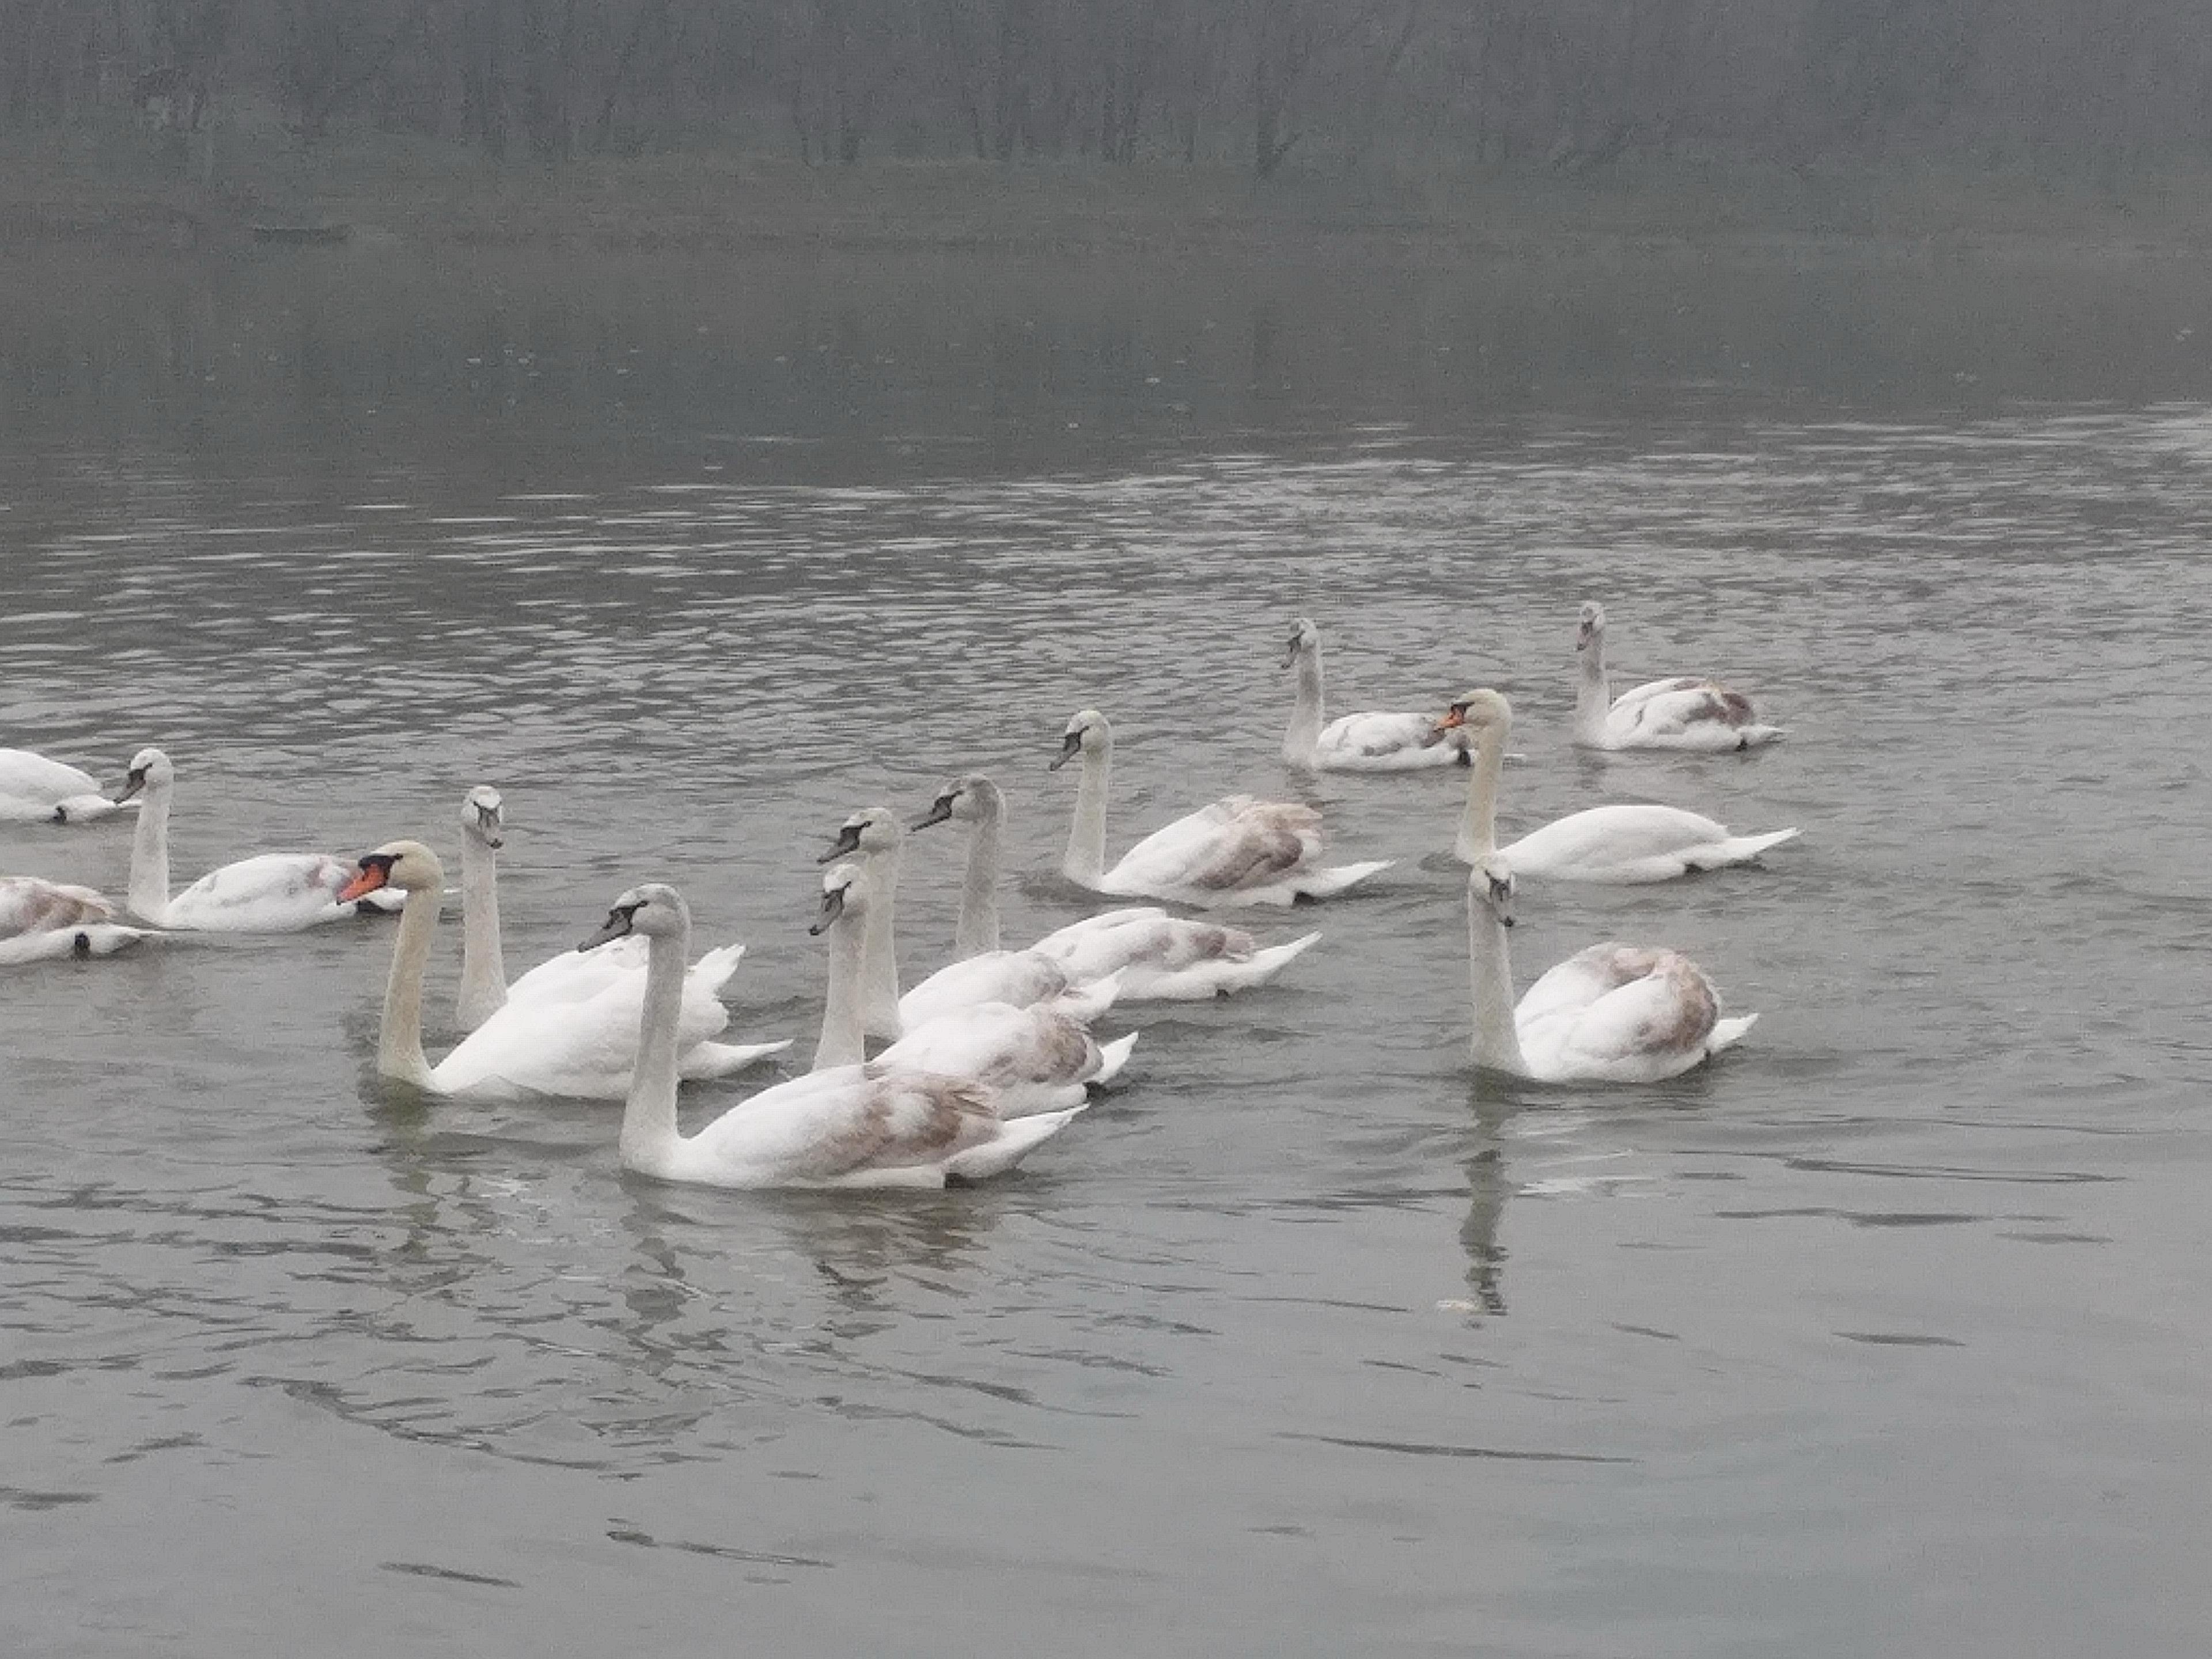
[5,1,2210,176]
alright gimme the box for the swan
[1465,855,1756,1082]
[1437,690,1798,882]
[1052,709,1392,907]
[823,805,1122,1035]
[1573,602,1782,751]
[0,747,135,824]
[912,772,1323,999]
[1281,616,1469,771]
[450,785,767,1046]
[342,840,786,1099]
[810,859,1135,1115]
[591,882,1083,1190]
[0,877,151,963]
[111,747,402,930]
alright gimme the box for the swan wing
[1314,710,1459,768]
[1608,676,1707,713]
[0,877,118,937]
[1032,911,1259,981]
[1517,946,1723,1080]
[881,1002,1103,1111]
[161,853,360,931]
[433,964,732,1099]
[1608,682,1764,744]
[1108,801,1324,896]
[1503,804,1734,877]
[899,949,1071,1031]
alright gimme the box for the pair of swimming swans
[0,877,150,964]
[1054,709,1391,905]
[594,883,1083,1190]
[912,773,1321,997]
[1438,690,1798,882]
[344,832,786,1100]
[0,747,134,824]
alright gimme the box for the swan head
[113,745,174,803]
[341,839,444,905]
[819,806,902,865]
[1282,616,1320,668]
[461,786,504,849]
[1430,688,1512,746]
[1469,857,1516,928]
[580,882,689,950]
[911,773,1003,832]
[1575,602,1607,653]
[1052,709,1111,771]
[810,861,868,935]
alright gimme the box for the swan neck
[1284,650,1324,766]
[1064,747,1111,884]
[456,836,506,1030]
[861,843,902,1039]
[126,778,171,922]
[955,815,1002,959]
[378,888,441,1088]
[1574,640,1609,742]
[812,897,871,1071]
[1468,887,1529,1077]
[619,925,688,1170]
[1457,725,1506,865]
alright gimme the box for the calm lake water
[2,243,2209,1657]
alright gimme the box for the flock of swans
[2,601,1795,1188]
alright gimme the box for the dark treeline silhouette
[5,1,2210,177]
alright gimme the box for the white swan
[1573,602,1782,751]
[593,882,1083,1190]
[0,877,151,963]
[1281,616,1469,771]
[112,747,402,930]
[343,840,785,1099]
[1053,709,1392,907]
[1466,856,1756,1082]
[823,805,1121,1035]
[0,747,134,824]
[1438,690,1798,882]
[912,772,1322,999]
[810,860,1134,1116]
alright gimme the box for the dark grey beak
[809,884,848,937]
[1281,637,1301,669]
[818,822,863,864]
[579,907,635,951]
[1048,731,1082,772]
[911,794,956,831]
[112,768,147,805]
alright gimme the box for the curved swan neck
[1467,887,1529,1077]
[126,777,172,922]
[812,895,870,1072]
[955,813,1003,959]
[1284,648,1324,766]
[861,844,902,1039]
[618,923,688,1171]
[1063,746,1112,884]
[1574,637,1609,744]
[1457,722,1508,865]
[378,888,442,1088]
[456,836,506,1031]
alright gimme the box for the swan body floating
[343,841,785,1100]
[1053,710,1391,907]
[811,861,1134,1116]
[1466,857,1755,1083]
[0,877,151,963]
[1573,603,1782,751]
[912,774,1321,999]
[1281,616,1469,771]
[0,748,134,824]
[1438,690,1798,882]
[112,747,403,930]
[592,883,1082,1190]
[823,806,1122,1036]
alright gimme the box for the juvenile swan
[1281,616,1468,771]
[591,882,1083,1190]
[1465,857,1756,1082]
[1437,690,1798,881]
[1054,709,1391,906]
[0,877,150,963]
[1572,603,1782,751]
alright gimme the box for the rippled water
[3,250,2210,1656]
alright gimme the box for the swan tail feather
[677,1037,791,1079]
[1089,1032,1140,1086]
[1051,969,1124,1024]
[1707,1013,1758,1055]
[945,1103,1088,1179]
[1712,827,1799,866]
[1294,859,1392,899]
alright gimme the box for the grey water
[2,245,2209,1657]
